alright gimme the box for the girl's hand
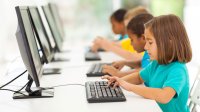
[93,36,105,46]
[112,60,126,70]
[91,37,103,52]
[102,65,120,77]
[101,75,119,88]
[102,75,132,91]
[91,43,100,52]
[98,38,113,51]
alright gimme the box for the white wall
[184,0,200,66]
[0,0,37,80]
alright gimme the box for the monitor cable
[42,83,85,90]
[0,70,28,96]
[0,70,27,89]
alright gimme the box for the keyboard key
[115,88,122,97]
[95,81,99,85]
[102,91,107,97]
[91,92,96,98]
[110,88,117,97]
[106,88,112,97]
[99,81,104,86]
[103,81,108,85]
[97,90,103,98]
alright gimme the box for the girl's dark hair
[127,13,153,37]
[111,9,127,23]
[145,14,192,64]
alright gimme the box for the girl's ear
[141,34,145,40]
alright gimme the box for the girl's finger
[113,81,119,88]
[101,75,110,80]
[102,67,109,73]
[102,65,106,69]
[107,77,116,86]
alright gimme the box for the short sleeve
[141,51,150,68]
[120,38,135,53]
[139,62,153,87]
[162,67,187,98]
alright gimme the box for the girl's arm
[119,72,176,104]
[120,80,176,104]
[103,72,176,104]
[119,69,141,77]
[103,65,141,78]
[102,71,144,85]
[93,37,143,60]
[121,71,144,84]
[123,60,142,68]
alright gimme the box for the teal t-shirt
[118,34,128,41]
[141,51,150,68]
[139,60,190,112]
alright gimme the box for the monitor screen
[42,5,63,52]
[37,6,56,52]
[49,3,65,39]
[29,7,53,63]
[15,6,43,87]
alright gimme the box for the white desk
[0,45,162,112]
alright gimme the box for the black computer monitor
[35,6,57,55]
[15,6,53,99]
[29,6,68,63]
[28,6,62,75]
[48,3,65,39]
[28,6,53,63]
[42,5,63,52]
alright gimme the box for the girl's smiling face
[144,28,158,61]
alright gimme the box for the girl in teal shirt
[102,14,192,112]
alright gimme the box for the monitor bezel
[15,6,43,87]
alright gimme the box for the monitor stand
[52,57,69,62]
[43,68,61,75]
[13,76,54,99]
[40,56,62,75]
[60,49,70,53]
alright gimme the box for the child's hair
[111,9,127,23]
[144,14,192,64]
[127,13,153,37]
[124,6,149,21]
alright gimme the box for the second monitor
[28,6,63,75]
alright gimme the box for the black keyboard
[85,81,126,103]
[86,63,111,77]
[96,48,105,52]
[87,46,105,52]
[85,51,101,61]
